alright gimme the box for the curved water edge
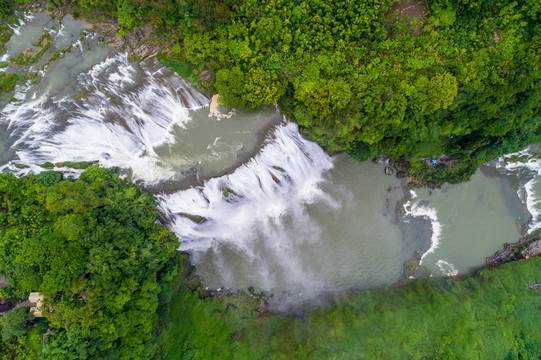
[0,12,281,184]
[401,166,532,277]
[0,12,540,310]
[493,147,541,233]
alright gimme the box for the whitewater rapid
[403,190,442,264]
[1,52,208,182]
[158,123,336,291]
[494,148,541,233]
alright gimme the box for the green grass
[25,319,47,356]
[287,258,541,359]
[39,162,55,168]
[0,72,24,96]
[59,161,93,169]
[165,257,541,359]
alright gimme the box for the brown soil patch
[388,0,429,36]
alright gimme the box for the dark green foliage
[0,0,10,19]
[0,309,32,342]
[34,170,63,184]
[157,54,197,84]
[0,166,179,359]
[191,0,234,31]
[347,141,375,162]
[124,0,541,183]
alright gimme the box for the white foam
[404,190,443,263]
[524,176,541,232]
[157,122,336,292]
[436,259,458,276]
[494,148,541,233]
[4,52,208,183]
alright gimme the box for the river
[1,12,539,309]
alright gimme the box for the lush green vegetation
[0,0,10,20]
[34,0,538,185]
[0,167,179,359]
[0,1,540,358]
[0,73,23,96]
[162,256,541,359]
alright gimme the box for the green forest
[4,0,537,184]
[0,168,180,358]
[1,170,540,359]
[0,0,540,358]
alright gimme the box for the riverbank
[164,235,541,359]
[13,1,171,61]
[0,3,539,359]
[9,1,540,190]
[1,167,540,358]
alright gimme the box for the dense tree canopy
[0,167,179,359]
[65,0,539,184]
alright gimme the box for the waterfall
[495,148,541,233]
[157,122,338,297]
[1,53,209,182]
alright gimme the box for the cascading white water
[158,123,337,292]
[22,53,207,181]
[2,52,209,182]
[157,123,406,304]
[494,148,541,233]
[403,190,442,264]
[0,13,278,183]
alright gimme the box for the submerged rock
[384,166,394,175]
[270,172,280,183]
[177,212,206,224]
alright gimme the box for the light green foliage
[241,67,285,110]
[116,0,143,30]
[0,73,24,96]
[414,72,458,115]
[0,166,179,359]
[163,257,541,359]
[164,287,253,360]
